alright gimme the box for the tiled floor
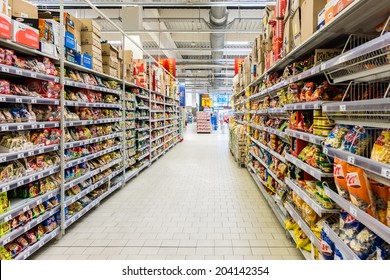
[33,124,302,260]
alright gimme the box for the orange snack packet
[334,158,350,200]
[346,165,376,217]
[370,179,389,225]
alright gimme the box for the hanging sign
[179,82,185,107]
[234,58,245,75]
[155,58,177,77]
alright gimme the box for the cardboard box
[74,30,81,46]
[317,8,326,29]
[290,0,301,15]
[325,0,337,24]
[334,0,354,15]
[81,44,102,59]
[101,43,118,57]
[12,19,39,49]
[284,0,291,20]
[0,13,11,39]
[291,8,301,48]
[65,47,76,63]
[283,17,292,55]
[103,65,117,77]
[102,55,118,69]
[11,0,38,19]
[40,41,58,57]
[45,19,60,46]
[1,0,8,15]
[64,31,75,50]
[314,48,342,64]
[124,50,133,63]
[276,0,287,19]
[51,12,76,35]
[79,19,102,35]
[81,31,100,46]
[300,0,327,42]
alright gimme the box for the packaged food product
[334,158,350,200]
[349,228,382,260]
[16,236,29,250]
[346,165,376,217]
[285,218,298,230]
[5,242,22,258]
[294,227,310,249]
[339,210,365,241]
[342,126,370,156]
[334,248,344,260]
[370,180,389,225]
[25,230,38,245]
[371,130,390,164]
[321,228,335,260]
[0,246,12,260]
[325,125,351,149]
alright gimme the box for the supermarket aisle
[33,123,302,260]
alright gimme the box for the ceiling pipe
[209,6,229,87]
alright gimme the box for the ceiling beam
[102,29,260,34]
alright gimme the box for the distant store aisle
[33,123,302,260]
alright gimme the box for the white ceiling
[32,0,271,94]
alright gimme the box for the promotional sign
[234,58,245,75]
[201,94,212,108]
[156,58,177,77]
[179,82,185,107]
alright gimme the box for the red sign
[155,58,176,77]
[234,58,244,75]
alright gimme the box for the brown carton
[11,0,38,19]
[103,65,117,77]
[81,31,101,46]
[79,19,102,36]
[101,43,119,57]
[283,17,292,55]
[291,7,301,48]
[102,55,119,69]
[301,0,327,42]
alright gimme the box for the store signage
[234,58,245,75]
[156,58,177,77]
[201,95,213,108]
[179,82,185,107]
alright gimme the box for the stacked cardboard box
[101,43,119,78]
[133,59,148,89]
[123,50,134,83]
[80,19,102,71]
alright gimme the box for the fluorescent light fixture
[226,41,249,45]
[107,40,122,44]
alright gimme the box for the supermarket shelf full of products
[230,0,390,260]
[0,1,181,260]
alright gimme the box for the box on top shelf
[0,13,11,40]
[64,31,75,50]
[1,0,8,16]
[79,18,102,36]
[12,19,39,49]
[291,7,301,48]
[325,0,337,24]
[301,0,327,42]
[101,43,119,57]
[314,48,342,64]
[317,6,326,29]
[103,65,117,77]
[102,55,118,69]
[283,16,292,55]
[10,0,38,19]
[276,0,287,19]
[290,0,301,15]
[334,0,354,16]
[81,44,102,60]
[81,31,101,46]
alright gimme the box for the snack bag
[320,228,335,260]
[342,126,370,156]
[294,227,310,249]
[334,158,350,200]
[324,124,351,148]
[346,165,376,217]
[285,218,298,231]
[371,130,390,164]
[370,180,389,225]
[334,248,344,260]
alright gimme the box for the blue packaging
[75,52,82,65]
[64,31,75,50]
[83,54,92,69]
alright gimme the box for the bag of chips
[334,158,350,200]
[342,126,370,156]
[325,124,351,149]
[370,180,389,225]
[321,229,335,260]
[346,165,377,217]
[371,130,390,164]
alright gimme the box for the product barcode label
[2,185,9,192]
[39,149,44,154]
[17,125,24,130]
[39,124,45,128]
[48,193,53,199]
[31,124,37,129]
[18,153,24,159]
[31,99,37,104]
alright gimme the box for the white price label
[48,193,53,199]
[23,205,30,212]
[321,64,326,71]
[31,124,37,129]
[39,124,45,128]
[37,217,43,224]
[17,124,24,130]
[309,235,314,242]
[2,185,9,192]
[49,210,54,216]
[1,126,8,131]
[324,188,331,197]
[29,177,35,182]
[347,156,355,165]
[4,214,11,222]
[309,136,316,143]
[3,236,11,244]
[39,149,44,154]
[30,73,37,78]
[51,232,56,239]
[381,168,390,178]
[2,66,9,73]
[36,199,42,205]
[350,206,358,217]
[68,143,73,148]
[38,241,44,248]
[25,224,31,231]
[31,99,37,104]
[24,251,30,259]
[69,122,73,126]
[18,153,24,158]
[310,170,315,176]
[323,148,329,155]
[16,69,22,75]
[15,98,22,103]
[340,105,346,111]
[300,134,304,140]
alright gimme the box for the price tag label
[16,69,22,75]
[321,64,326,71]
[69,122,73,127]
[18,153,24,159]
[309,136,316,143]
[2,66,9,73]
[37,217,43,224]
[381,168,390,178]
[347,156,355,165]
[51,232,56,239]
[1,126,8,131]
[23,205,30,212]
[340,105,346,111]
[36,199,42,205]
[39,149,44,154]
[31,99,37,104]
[24,251,30,259]
[3,236,11,244]
[31,124,37,129]
[39,124,45,128]
[4,214,11,222]
[30,73,37,78]
[17,124,24,130]
[300,134,304,140]
[323,148,329,155]
[15,98,22,103]
[38,241,44,248]
[68,143,73,148]
[2,185,9,192]
[310,170,315,176]
[309,235,314,243]
[48,193,53,199]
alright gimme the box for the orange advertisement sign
[234,58,244,75]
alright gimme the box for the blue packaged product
[320,229,335,260]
